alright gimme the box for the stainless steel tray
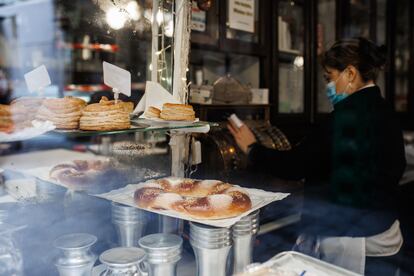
[255,251,362,276]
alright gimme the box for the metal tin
[189,222,232,276]
[54,233,97,276]
[99,247,146,276]
[231,211,260,274]
[111,202,146,247]
[139,234,182,276]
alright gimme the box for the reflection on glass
[0,0,155,104]
[317,0,336,113]
[345,0,371,38]
[189,50,260,88]
[376,0,386,97]
[395,0,410,112]
[278,0,304,53]
[226,0,259,43]
[278,0,304,113]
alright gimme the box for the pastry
[134,177,252,219]
[0,104,14,133]
[160,103,195,121]
[145,106,161,119]
[49,159,115,186]
[79,96,132,131]
[36,96,86,129]
[11,96,45,126]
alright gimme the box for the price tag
[24,65,51,94]
[103,61,131,99]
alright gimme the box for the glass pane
[344,0,371,38]
[395,0,410,112]
[0,2,184,275]
[278,0,304,113]
[316,0,336,113]
[189,50,260,88]
[0,0,155,103]
[226,0,259,43]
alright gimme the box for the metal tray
[259,251,362,276]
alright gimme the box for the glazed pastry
[134,177,252,219]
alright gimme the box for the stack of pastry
[144,106,161,119]
[10,97,44,129]
[157,103,195,121]
[36,96,86,129]
[80,96,133,131]
[0,104,13,133]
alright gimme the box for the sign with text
[228,0,255,33]
[24,65,51,93]
[191,1,206,32]
[103,61,131,96]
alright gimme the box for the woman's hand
[227,120,257,154]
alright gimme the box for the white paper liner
[96,180,290,228]
[253,251,361,276]
[0,120,55,143]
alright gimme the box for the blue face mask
[325,71,349,106]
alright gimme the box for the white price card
[24,65,51,94]
[228,0,255,33]
[103,61,131,97]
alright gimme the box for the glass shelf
[51,121,219,138]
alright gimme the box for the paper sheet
[96,181,290,228]
[133,81,180,115]
[0,120,55,143]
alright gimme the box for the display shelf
[51,120,219,138]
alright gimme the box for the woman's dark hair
[321,37,387,81]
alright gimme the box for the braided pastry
[49,159,114,186]
[134,177,252,219]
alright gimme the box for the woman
[228,38,406,275]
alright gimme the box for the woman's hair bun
[321,37,386,81]
[358,37,387,68]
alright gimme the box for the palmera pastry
[10,97,44,129]
[134,177,252,220]
[160,103,195,121]
[36,96,86,129]
[79,96,132,131]
[145,106,161,119]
